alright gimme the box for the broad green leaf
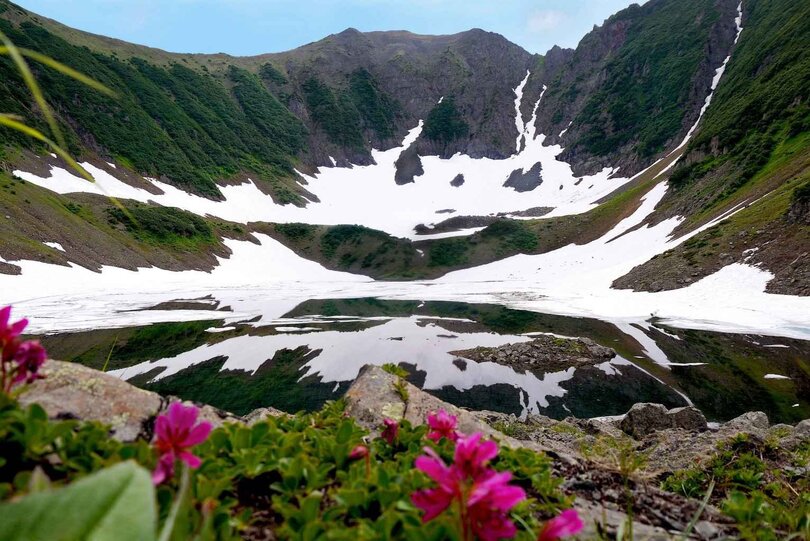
[0,461,157,541]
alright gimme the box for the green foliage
[481,220,539,252]
[301,76,364,148]
[227,66,306,155]
[259,63,288,86]
[423,96,468,143]
[348,68,400,139]
[0,397,570,540]
[0,462,157,541]
[571,0,724,158]
[662,435,810,539]
[321,224,388,259]
[668,0,810,210]
[381,363,410,379]
[428,237,469,267]
[273,222,316,241]
[0,19,306,199]
[107,204,215,248]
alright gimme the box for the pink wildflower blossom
[426,409,459,443]
[538,509,584,541]
[348,445,369,461]
[412,433,526,541]
[1,306,48,394]
[12,340,47,385]
[152,402,212,485]
[381,418,399,445]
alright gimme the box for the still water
[39,298,809,423]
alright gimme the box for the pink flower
[412,433,526,541]
[0,306,27,344]
[152,402,212,485]
[12,340,47,385]
[348,445,369,461]
[538,509,584,541]
[426,409,459,443]
[381,418,399,445]
[454,432,498,479]
[1,306,47,394]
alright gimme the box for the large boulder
[19,361,277,441]
[344,364,514,443]
[725,411,770,432]
[620,403,707,439]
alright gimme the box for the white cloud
[527,9,565,31]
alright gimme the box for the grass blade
[0,47,116,97]
[0,114,93,182]
[0,29,66,149]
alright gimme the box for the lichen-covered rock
[20,361,260,441]
[20,361,162,441]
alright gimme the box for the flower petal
[183,421,213,446]
[178,451,202,469]
[411,488,453,522]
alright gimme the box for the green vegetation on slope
[423,96,469,143]
[662,434,809,539]
[107,204,215,249]
[667,0,810,216]
[301,76,365,148]
[0,17,308,200]
[561,0,730,160]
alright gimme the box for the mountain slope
[0,0,807,297]
[614,0,810,294]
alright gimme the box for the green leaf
[0,461,157,541]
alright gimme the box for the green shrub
[423,96,468,143]
[107,204,214,246]
[0,396,570,539]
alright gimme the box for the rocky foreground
[22,361,809,540]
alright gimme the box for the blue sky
[14,0,645,56]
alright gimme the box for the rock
[20,360,265,441]
[620,403,707,438]
[725,411,769,432]
[451,335,615,374]
[620,403,670,438]
[243,407,286,425]
[795,419,810,437]
[343,365,545,451]
[668,406,708,433]
[20,361,162,442]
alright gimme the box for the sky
[14,0,645,56]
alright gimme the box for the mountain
[0,0,807,295]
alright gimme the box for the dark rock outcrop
[451,335,615,374]
[503,162,543,192]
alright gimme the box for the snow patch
[43,241,65,252]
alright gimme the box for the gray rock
[620,403,707,439]
[20,361,273,441]
[668,406,709,433]
[20,361,162,442]
[725,411,770,432]
[620,403,670,438]
[794,419,810,438]
[343,365,548,453]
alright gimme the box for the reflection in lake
[39,298,810,423]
